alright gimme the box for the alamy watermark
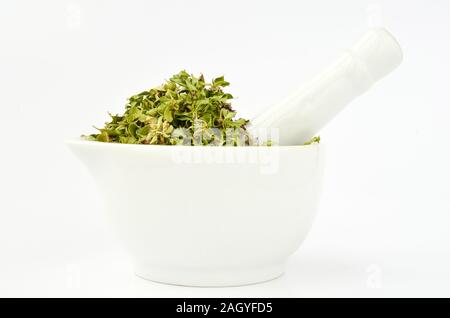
[66,2,82,30]
[366,3,384,27]
[169,126,281,175]
[366,263,382,289]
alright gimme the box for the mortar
[67,140,323,286]
[67,27,402,286]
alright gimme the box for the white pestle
[250,28,403,145]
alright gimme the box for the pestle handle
[251,28,403,145]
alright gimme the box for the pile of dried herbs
[85,70,320,146]
[85,71,253,146]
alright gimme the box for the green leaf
[128,123,139,137]
[164,107,173,122]
[213,76,230,87]
[83,70,295,146]
[303,136,321,145]
[136,126,150,138]
[96,131,109,142]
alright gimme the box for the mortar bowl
[66,139,324,287]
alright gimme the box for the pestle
[250,28,403,145]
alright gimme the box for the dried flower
[85,71,251,145]
[84,71,320,146]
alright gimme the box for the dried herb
[84,71,320,146]
[85,71,252,145]
[303,136,321,145]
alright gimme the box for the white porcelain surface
[251,28,403,145]
[66,140,324,287]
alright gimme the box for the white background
[1,0,449,297]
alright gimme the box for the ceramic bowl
[67,139,324,286]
